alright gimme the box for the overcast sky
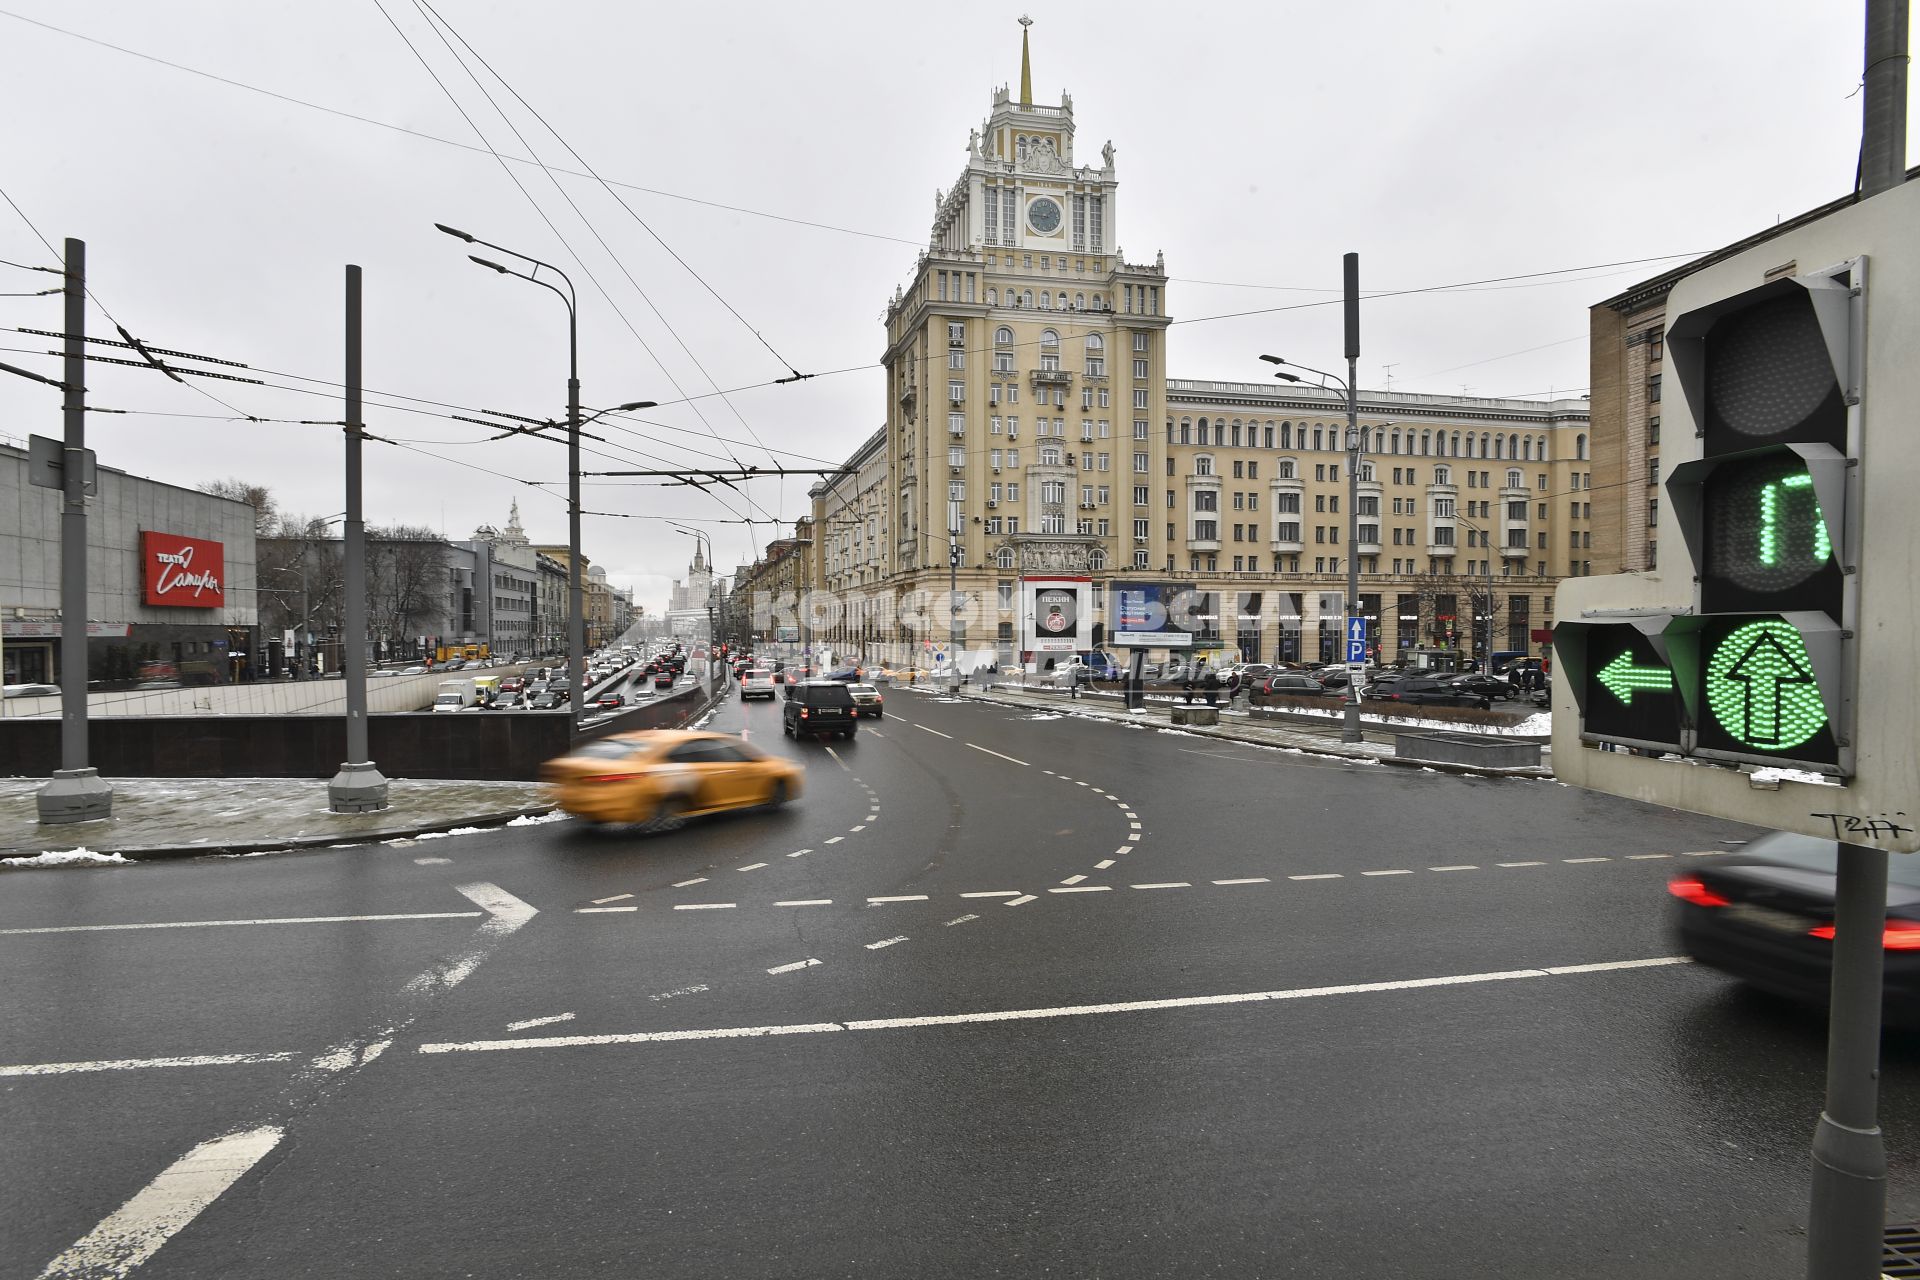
[1,2,1908,611]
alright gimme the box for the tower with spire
[878,15,1171,601]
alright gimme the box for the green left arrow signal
[1596,651,1673,705]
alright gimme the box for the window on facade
[948,381,964,402]
[949,446,965,467]
[1276,521,1300,542]
[1195,490,1218,512]
[1040,445,1062,465]
[1195,520,1218,541]
[1194,455,1214,476]
[1133,452,1149,473]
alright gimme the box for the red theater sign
[142,532,225,607]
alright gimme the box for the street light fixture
[436,220,590,731]
[1261,352,1365,743]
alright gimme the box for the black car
[1672,833,1920,1026]
[1447,673,1515,701]
[1373,676,1491,710]
[783,679,858,740]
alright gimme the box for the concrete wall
[0,664,543,719]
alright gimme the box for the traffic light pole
[328,265,389,814]
[1341,253,1363,744]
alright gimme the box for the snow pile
[1749,766,1841,787]
[3,847,131,868]
[507,810,569,827]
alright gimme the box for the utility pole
[948,500,963,689]
[1341,251,1364,744]
[37,237,112,824]
[329,265,389,813]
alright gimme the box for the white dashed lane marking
[592,894,634,905]
[1290,873,1343,881]
[865,936,909,951]
[1214,878,1270,886]
[673,903,736,911]
[868,895,929,904]
[776,899,833,907]
[672,878,708,888]
[768,958,821,975]
[737,862,768,872]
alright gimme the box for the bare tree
[198,477,279,535]
[365,526,445,658]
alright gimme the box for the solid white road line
[0,1053,297,1079]
[673,903,736,911]
[967,743,1030,766]
[865,936,909,950]
[1132,882,1191,890]
[1059,874,1088,885]
[867,895,929,903]
[1213,878,1270,886]
[576,906,637,914]
[914,724,954,739]
[35,1125,284,1280]
[776,899,834,907]
[506,1013,576,1032]
[767,959,821,975]
[0,911,483,936]
[672,877,709,888]
[592,894,634,904]
[1005,895,1036,907]
[961,891,1021,898]
[416,956,1696,1057]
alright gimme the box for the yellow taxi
[540,730,802,830]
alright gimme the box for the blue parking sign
[1346,617,1367,664]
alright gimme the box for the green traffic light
[1705,619,1827,750]
[1595,651,1672,705]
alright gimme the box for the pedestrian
[1182,670,1196,705]
[1226,668,1242,707]
[1069,663,1082,699]
[1203,667,1222,707]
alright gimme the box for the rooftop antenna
[1382,363,1398,392]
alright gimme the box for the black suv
[783,680,858,741]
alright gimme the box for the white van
[432,678,477,712]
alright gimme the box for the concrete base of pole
[327,761,391,814]
[1808,1113,1886,1278]
[36,767,114,825]
[1340,704,1364,744]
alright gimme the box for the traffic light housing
[1555,259,1862,775]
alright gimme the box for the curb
[0,805,560,866]
[962,688,1554,779]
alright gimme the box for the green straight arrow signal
[1708,620,1825,750]
[1596,651,1673,705]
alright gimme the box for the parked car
[740,668,779,700]
[1670,832,1920,1027]
[1447,673,1515,701]
[783,679,859,740]
[848,683,885,718]
[541,730,801,831]
[590,692,625,710]
[1373,676,1492,710]
[1252,674,1342,702]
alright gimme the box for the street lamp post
[436,224,652,733]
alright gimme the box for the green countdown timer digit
[1704,619,1827,750]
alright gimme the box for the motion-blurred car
[740,669,779,700]
[3,683,62,698]
[1447,673,1515,701]
[848,683,884,718]
[1373,677,1491,710]
[1251,673,1342,702]
[1670,833,1920,1026]
[541,730,802,830]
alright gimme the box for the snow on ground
[4,847,131,868]
[507,811,569,827]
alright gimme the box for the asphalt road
[5,683,1914,1278]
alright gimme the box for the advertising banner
[1021,577,1088,654]
[1109,581,1223,647]
[141,531,225,608]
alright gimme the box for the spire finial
[1018,15,1033,107]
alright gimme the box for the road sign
[1346,637,1366,664]
[27,434,97,495]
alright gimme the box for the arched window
[1021,290,1033,308]
[1085,333,1103,350]
[1281,421,1293,448]
[996,547,1016,570]
[995,326,1014,346]
[1390,429,1401,454]
[1373,429,1385,453]
[1179,418,1192,444]
[1075,293,1085,310]
[1450,433,1461,456]
[1088,549,1107,571]
[1506,434,1519,460]
[1522,436,1535,461]
[1041,444,1063,465]
[1231,419,1243,446]
[1419,431,1432,455]
[1278,459,1297,479]
[1196,416,1210,444]
[1195,454,1215,476]
[1092,294,1103,310]
[985,288,997,306]
[1538,437,1550,462]
[1040,330,1059,349]
[1480,432,1491,459]
[1057,293,1067,310]
[1507,468,1523,489]
[1434,465,1452,486]
[1576,433,1588,461]
[1039,293,1052,310]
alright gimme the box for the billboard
[1021,577,1088,654]
[1108,582,1232,648]
[141,531,225,608]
